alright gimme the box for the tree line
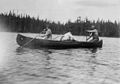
[0,11,120,37]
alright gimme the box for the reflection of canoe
[16,34,103,49]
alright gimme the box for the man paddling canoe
[86,25,99,42]
[40,25,52,40]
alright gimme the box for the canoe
[16,34,103,49]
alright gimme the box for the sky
[0,0,120,22]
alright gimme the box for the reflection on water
[87,49,97,76]
[1,47,119,84]
[90,48,98,53]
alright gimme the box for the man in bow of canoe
[41,25,52,40]
[86,25,99,42]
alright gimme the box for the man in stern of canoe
[60,31,76,41]
[86,25,99,42]
[41,25,52,40]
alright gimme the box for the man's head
[45,25,50,30]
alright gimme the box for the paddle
[19,35,39,48]
[85,28,93,42]
[85,30,88,42]
[19,31,44,48]
[86,31,93,42]
[86,35,87,42]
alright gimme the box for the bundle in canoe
[16,34,103,49]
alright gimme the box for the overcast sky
[0,0,120,22]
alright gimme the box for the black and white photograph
[0,0,120,84]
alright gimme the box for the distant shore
[0,11,120,37]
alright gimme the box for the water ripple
[0,33,120,84]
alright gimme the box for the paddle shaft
[86,35,87,42]
[20,30,47,48]
[85,31,88,42]
[20,35,39,48]
[20,31,44,48]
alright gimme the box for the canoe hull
[16,34,103,49]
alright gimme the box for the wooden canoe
[16,34,103,49]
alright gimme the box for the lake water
[0,32,120,84]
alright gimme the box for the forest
[0,11,120,37]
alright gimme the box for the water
[0,32,120,84]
